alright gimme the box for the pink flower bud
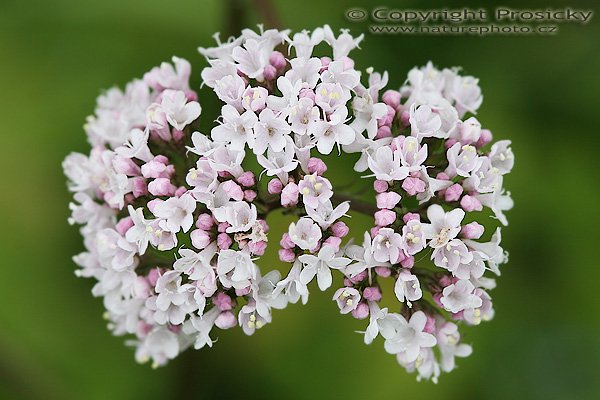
[279,233,295,249]
[196,213,214,230]
[444,138,458,149]
[244,190,257,202]
[221,180,244,201]
[116,217,134,235]
[147,268,161,286]
[330,221,349,238]
[375,125,392,139]
[402,177,426,196]
[351,302,369,319]
[307,157,327,175]
[146,198,162,213]
[374,209,396,226]
[174,186,187,197]
[402,212,420,223]
[436,172,450,180]
[363,286,382,301]
[375,266,391,277]
[237,171,256,187]
[281,182,299,207]
[217,233,232,249]
[370,226,381,238]
[460,195,483,212]
[213,292,234,311]
[400,110,410,127]
[269,51,287,70]
[263,64,277,81]
[350,270,368,284]
[373,180,388,193]
[320,56,331,72]
[172,129,185,142]
[278,248,296,263]
[433,293,443,307]
[445,183,464,202]
[424,314,436,334]
[382,90,401,109]
[141,159,170,179]
[248,240,267,256]
[132,177,148,198]
[376,192,402,209]
[113,156,141,176]
[461,222,485,239]
[476,129,493,147]
[217,222,230,233]
[400,255,414,269]
[439,275,453,287]
[299,88,316,102]
[235,286,251,296]
[323,236,341,252]
[215,311,237,329]
[267,178,283,194]
[191,229,211,249]
[147,178,176,196]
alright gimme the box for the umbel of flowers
[63,25,514,382]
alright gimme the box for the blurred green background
[1,0,599,399]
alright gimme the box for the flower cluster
[63,25,513,381]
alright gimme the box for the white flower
[184,307,221,349]
[298,245,351,290]
[409,104,442,140]
[216,249,257,289]
[401,219,426,256]
[212,201,257,233]
[321,60,360,90]
[372,227,404,263]
[160,90,201,130]
[393,270,422,306]
[322,25,364,60]
[312,110,355,154]
[252,108,291,154]
[215,75,247,110]
[422,204,465,249]
[436,320,473,372]
[274,261,309,304]
[464,227,508,275]
[288,97,320,135]
[305,200,349,230]
[115,128,153,162]
[432,239,473,273]
[345,231,390,277]
[288,29,324,58]
[211,105,257,150]
[332,287,361,314]
[146,270,197,325]
[399,136,428,172]
[257,137,299,182]
[94,228,138,271]
[125,206,155,255]
[440,279,482,313]
[367,146,409,181]
[134,327,179,368]
[489,140,514,175]
[382,311,437,363]
[284,57,322,89]
[251,270,287,322]
[153,194,196,233]
[288,217,322,250]
[446,142,481,177]
[232,39,270,81]
[238,301,268,335]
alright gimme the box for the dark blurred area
[0,0,599,399]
